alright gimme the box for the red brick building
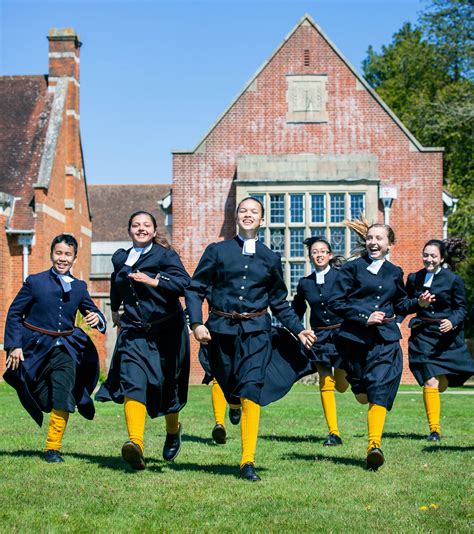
[0,28,93,374]
[88,184,172,368]
[172,15,444,383]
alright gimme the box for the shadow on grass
[0,449,159,473]
[423,444,474,453]
[259,434,326,443]
[151,461,259,479]
[282,451,366,469]
[352,432,428,441]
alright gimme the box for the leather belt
[24,321,74,337]
[124,309,181,331]
[211,308,267,320]
[315,323,341,331]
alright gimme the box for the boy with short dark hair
[4,234,106,462]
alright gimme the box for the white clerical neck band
[125,242,153,267]
[52,269,74,292]
[238,234,257,256]
[423,267,441,287]
[315,265,331,284]
[367,256,385,275]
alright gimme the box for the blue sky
[1,0,425,184]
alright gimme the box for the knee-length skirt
[408,321,474,387]
[96,314,190,418]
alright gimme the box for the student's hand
[192,324,212,345]
[6,348,24,370]
[439,319,453,333]
[128,270,159,287]
[418,290,436,308]
[84,310,100,328]
[298,329,316,349]
[367,311,385,325]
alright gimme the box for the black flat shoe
[212,424,226,444]
[44,449,64,463]
[163,423,182,461]
[229,408,242,425]
[240,462,261,482]
[427,431,441,442]
[121,441,146,470]
[366,447,385,471]
[323,433,343,446]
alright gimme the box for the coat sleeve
[268,257,304,337]
[78,282,107,333]
[327,263,372,324]
[153,248,191,298]
[291,279,307,320]
[110,250,124,313]
[392,269,419,317]
[4,277,35,351]
[184,243,217,326]
[447,275,468,328]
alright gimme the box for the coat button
[241,286,245,290]
[376,296,381,299]
[378,286,382,289]
[243,276,247,280]
[239,296,243,301]
[244,265,248,269]
[375,305,379,309]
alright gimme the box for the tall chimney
[47,28,81,86]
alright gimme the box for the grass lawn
[1,382,473,533]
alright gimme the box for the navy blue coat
[292,268,342,330]
[3,269,106,426]
[327,256,419,344]
[111,243,191,326]
[406,267,474,386]
[185,237,304,337]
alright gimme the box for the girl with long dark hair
[96,211,191,470]
[292,236,349,446]
[406,238,474,441]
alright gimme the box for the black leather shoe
[240,462,261,482]
[44,449,64,463]
[163,423,182,461]
[366,447,385,471]
[121,441,146,470]
[212,424,226,444]
[229,407,242,425]
[427,431,441,442]
[323,433,343,446]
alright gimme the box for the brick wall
[173,20,444,384]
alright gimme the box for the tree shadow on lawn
[423,444,474,453]
[259,434,326,443]
[281,451,366,469]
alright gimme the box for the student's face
[51,242,76,274]
[423,245,443,272]
[366,227,391,259]
[236,199,263,234]
[128,214,157,247]
[310,241,333,271]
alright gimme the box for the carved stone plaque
[286,75,328,123]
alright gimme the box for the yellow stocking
[240,398,260,467]
[423,387,441,433]
[319,374,340,436]
[211,379,227,426]
[367,403,387,451]
[165,412,180,435]
[124,396,146,453]
[45,409,69,451]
